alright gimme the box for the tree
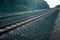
[55,5,60,11]
[0,0,49,13]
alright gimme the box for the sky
[45,0,60,8]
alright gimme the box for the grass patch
[59,12,60,16]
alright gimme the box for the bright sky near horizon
[45,0,60,8]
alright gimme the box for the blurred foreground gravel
[52,16,60,40]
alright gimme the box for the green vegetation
[0,0,49,13]
[55,5,60,15]
[56,5,60,7]
[56,5,60,10]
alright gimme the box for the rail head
[0,9,52,20]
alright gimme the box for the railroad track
[0,8,58,36]
[0,9,52,20]
[0,9,52,28]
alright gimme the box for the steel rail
[0,14,41,28]
[0,10,46,20]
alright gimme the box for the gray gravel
[52,16,60,40]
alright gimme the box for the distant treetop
[55,5,60,8]
[0,0,49,13]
